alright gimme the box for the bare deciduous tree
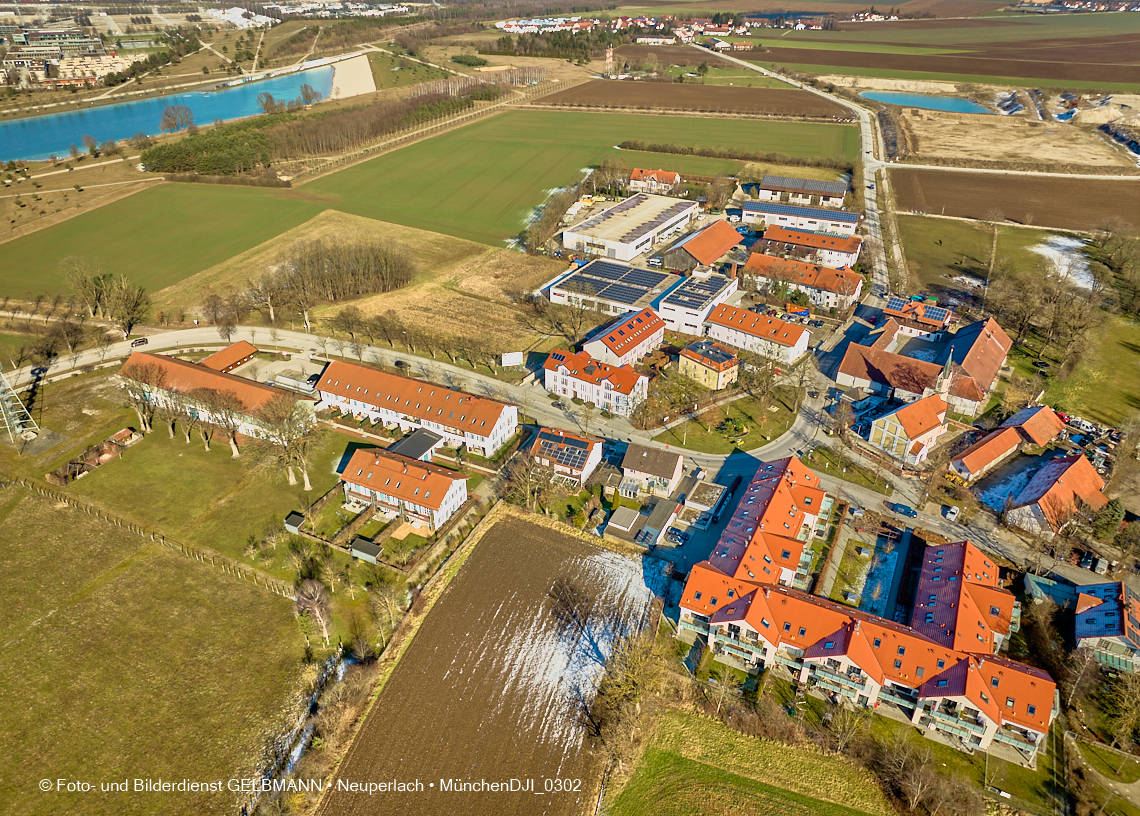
[295,579,331,645]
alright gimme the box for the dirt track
[536,80,849,118]
[890,168,1140,231]
[317,516,660,816]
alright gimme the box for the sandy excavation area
[330,53,377,99]
[898,108,1137,169]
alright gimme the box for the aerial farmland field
[0,110,855,297]
[316,515,664,816]
[890,168,1140,231]
[537,81,850,118]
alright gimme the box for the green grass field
[366,50,448,90]
[302,110,858,244]
[0,110,856,297]
[610,711,892,816]
[653,393,796,454]
[664,64,793,87]
[0,486,304,816]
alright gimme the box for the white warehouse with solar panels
[561,193,699,261]
[741,202,860,236]
[657,270,738,336]
[547,259,680,317]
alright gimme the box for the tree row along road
[8,324,1100,588]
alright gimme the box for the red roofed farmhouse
[582,308,665,367]
[543,349,648,417]
[316,360,518,457]
[340,447,468,531]
[677,456,1055,763]
[629,168,681,194]
[662,219,742,271]
[1005,453,1107,537]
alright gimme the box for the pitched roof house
[663,219,742,270]
[629,168,681,193]
[868,394,948,464]
[531,427,604,485]
[620,442,685,497]
[743,253,863,309]
[1001,405,1065,447]
[704,303,810,365]
[340,447,468,531]
[582,308,666,367]
[1005,453,1107,537]
[200,340,258,373]
[951,405,1066,483]
[543,349,648,418]
[1075,582,1140,673]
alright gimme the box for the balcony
[994,728,1039,749]
[925,707,987,735]
[775,652,804,670]
[809,663,866,690]
[680,619,710,636]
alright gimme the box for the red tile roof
[594,308,665,357]
[318,360,514,435]
[911,539,1011,653]
[673,219,741,265]
[1002,405,1064,447]
[838,343,943,395]
[1012,453,1107,531]
[200,340,257,372]
[886,394,947,439]
[705,303,807,348]
[121,352,306,412]
[883,300,954,328]
[341,447,465,511]
[543,349,645,396]
[945,318,1012,395]
[761,224,862,255]
[743,254,862,296]
[630,168,680,184]
[952,427,1022,477]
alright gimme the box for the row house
[530,427,603,486]
[582,307,666,367]
[340,447,467,531]
[543,349,648,417]
[742,202,861,236]
[703,303,810,365]
[316,360,518,457]
[754,225,863,269]
[742,253,863,310]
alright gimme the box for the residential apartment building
[582,308,665,367]
[629,168,681,194]
[1075,583,1140,673]
[620,442,685,497]
[679,489,1055,762]
[316,360,518,457]
[678,340,739,391]
[340,447,468,531]
[867,394,948,465]
[704,303,810,365]
[118,351,315,439]
[542,349,648,417]
[753,225,863,268]
[742,202,860,236]
[743,254,863,310]
[530,427,603,486]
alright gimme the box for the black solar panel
[885,296,908,312]
[925,306,950,322]
[626,270,667,287]
[601,283,643,305]
[585,261,628,281]
[566,277,607,296]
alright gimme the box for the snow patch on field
[1029,235,1094,290]
[486,550,660,763]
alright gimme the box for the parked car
[890,503,918,518]
[130,337,148,347]
[867,315,878,324]
[945,505,961,522]
[850,507,865,518]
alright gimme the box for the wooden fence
[12,478,296,600]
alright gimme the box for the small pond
[860,91,993,114]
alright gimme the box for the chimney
[729,263,738,280]
[402,463,408,474]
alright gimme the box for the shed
[351,537,383,564]
[387,428,445,462]
[284,512,305,534]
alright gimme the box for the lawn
[0,183,323,297]
[663,64,792,87]
[1045,315,1140,426]
[653,392,797,454]
[1078,741,1140,784]
[1,111,856,298]
[68,423,354,573]
[366,49,448,90]
[609,710,892,816]
[0,486,304,816]
[830,539,873,604]
[805,445,893,495]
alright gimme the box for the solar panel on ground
[601,283,643,305]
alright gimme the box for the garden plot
[319,516,665,816]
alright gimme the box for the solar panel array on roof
[554,261,675,307]
[886,296,909,312]
[601,283,643,305]
[571,194,651,232]
[587,261,628,281]
[618,200,694,243]
[761,174,848,197]
[924,306,950,323]
[663,274,732,311]
[625,269,667,287]
[744,201,860,223]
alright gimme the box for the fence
[409,66,548,97]
[13,478,296,600]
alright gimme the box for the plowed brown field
[615,44,733,68]
[537,80,849,117]
[890,168,1140,231]
[316,516,663,816]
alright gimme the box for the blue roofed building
[742,201,861,236]
[1075,582,1140,673]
